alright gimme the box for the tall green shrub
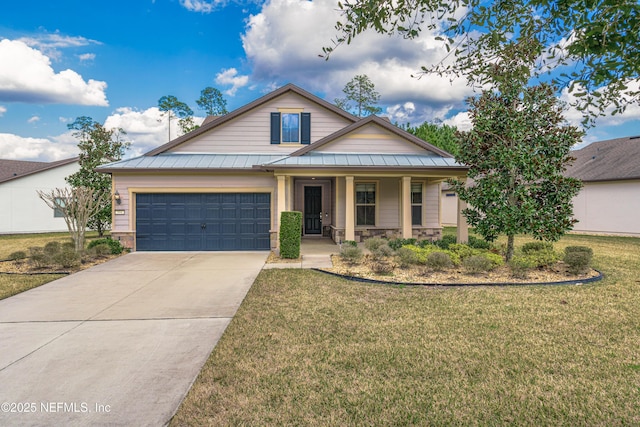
[279,211,302,259]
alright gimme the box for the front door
[304,186,322,235]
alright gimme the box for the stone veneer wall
[330,226,442,243]
[111,232,135,250]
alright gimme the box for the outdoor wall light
[114,191,121,204]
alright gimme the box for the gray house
[98,84,469,251]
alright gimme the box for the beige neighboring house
[0,157,79,234]
[98,84,469,251]
[565,136,640,237]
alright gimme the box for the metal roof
[260,153,464,168]
[97,154,286,171]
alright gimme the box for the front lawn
[172,233,640,426]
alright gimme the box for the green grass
[171,233,640,426]
[0,274,66,300]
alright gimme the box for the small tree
[38,187,108,253]
[158,95,196,139]
[196,87,228,116]
[66,116,129,236]
[403,121,459,156]
[335,74,382,117]
[448,42,583,261]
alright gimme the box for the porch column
[402,176,412,238]
[456,190,469,244]
[277,175,286,248]
[345,176,355,241]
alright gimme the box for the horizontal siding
[315,124,426,154]
[112,173,276,232]
[425,182,440,227]
[377,178,400,228]
[171,92,353,154]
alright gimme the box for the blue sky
[1,0,638,161]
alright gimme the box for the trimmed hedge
[279,211,302,259]
[87,238,125,255]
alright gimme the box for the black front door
[304,186,322,234]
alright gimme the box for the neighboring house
[565,136,640,237]
[98,84,469,251]
[0,157,79,234]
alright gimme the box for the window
[411,183,423,226]
[53,197,66,218]
[270,112,311,144]
[356,183,376,226]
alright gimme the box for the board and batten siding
[112,173,277,232]
[424,181,440,227]
[315,124,427,154]
[169,92,353,154]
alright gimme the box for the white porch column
[402,176,412,238]
[345,176,355,241]
[277,175,286,248]
[456,188,469,244]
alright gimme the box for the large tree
[66,116,130,237]
[403,121,459,156]
[196,86,228,116]
[335,74,382,117]
[448,42,583,261]
[324,0,640,122]
[158,95,196,139]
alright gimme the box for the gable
[312,123,428,154]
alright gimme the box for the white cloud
[241,0,472,122]
[18,33,101,61]
[560,80,640,127]
[443,111,472,131]
[77,53,96,62]
[0,39,108,106]
[179,0,226,13]
[0,105,6,116]
[215,68,249,96]
[0,132,79,161]
[104,107,205,156]
[27,116,40,124]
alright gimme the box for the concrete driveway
[0,251,268,427]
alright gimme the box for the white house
[0,157,79,234]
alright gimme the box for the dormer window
[271,111,311,145]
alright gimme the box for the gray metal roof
[261,153,464,168]
[98,154,286,171]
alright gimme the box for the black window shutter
[270,112,281,144]
[301,112,311,144]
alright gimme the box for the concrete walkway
[263,237,338,269]
[0,251,267,427]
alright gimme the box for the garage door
[136,193,271,251]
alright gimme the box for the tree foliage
[324,0,640,123]
[66,116,130,236]
[448,42,583,261]
[158,95,196,139]
[196,86,228,116]
[335,74,382,117]
[37,187,109,253]
[403,121,459,156]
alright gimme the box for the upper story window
[271,112,311,145]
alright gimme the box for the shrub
[28,247,51,269]
[463,255,493,274]
[340,245,363,264]
[509,256,537,279]
[388,238,416,251]
[564,246,593,274]
[396,247,420,268]
[402,245,461,266]
[370,244,394,261]
[522,241,554,254]
[62,241,76,251]
[53,249,81,268]
[467,235,491,250]
[434,234,456,249]
[43,241,61,256]
[90,243,112,258]
[342,240,358,247]
[482,252,505,269]
[425,251,453,271]
[8,251,27,261]
[279,211,302,259]
[370,261,393,275]
[526,249,560,268]
[87,238,125,255]
[364,237,387,252]
[448,243,477,260]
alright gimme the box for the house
[0,157,79,234]
[98,84,469,251]
[565,136,640,237]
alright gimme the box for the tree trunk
[506,234,515,262]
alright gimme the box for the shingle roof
[566,136,640,182]
[0,157,79,184]
[97,154,286,172]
